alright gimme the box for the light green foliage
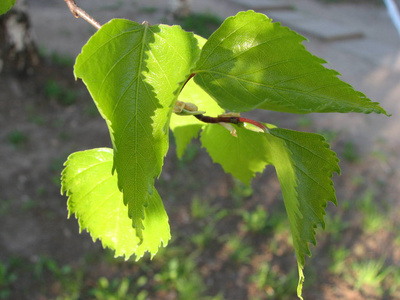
[250,262,298,298]
[194,11,387,115]
[74,19,199,239]
[154,256,205,299]
[169,34,224,158]
[240,205,269,233]
[356,190,387,233]
[0,0,15,15]
[61,148,170,259]
[329,247,351,274]
[61,10,387,299]
[347,258,391,295]
[90,277,141,300]
[201,125,270,184]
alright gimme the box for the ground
[0,0,400,299]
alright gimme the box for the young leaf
[74,19,200,238]
[267,128,340,298]
[198,124,339,298]
[61,148,171,260]
[0,0,15,15]
[170,78,224,158]
[200,124,270,184]
[170,34,224,158]
[194,10,387,115]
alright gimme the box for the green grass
[220,235,254,264]
[89,276,144,300]
[230,178,253,207]
[7,130,28,148]
[356,190,387,234]
[346,258,391,296]
[329,246,351,275]
[191,222,218,249]
[249,262,298,299]
[26,105,46,125]
[179,142,200,168]
[44,79,77,106]
[0,261,18,299]
[154,256,206,299]
[240,205,270,234]
[324,213,350,242]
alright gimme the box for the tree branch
[64,0,101,30]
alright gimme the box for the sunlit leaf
[74,19,200,238]
[194,10,387,115]
[61,148,170,260]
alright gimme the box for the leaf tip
[297,264,305,299]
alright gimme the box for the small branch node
[64,0,101,30]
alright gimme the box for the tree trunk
[0,0,39,75]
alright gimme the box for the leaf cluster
[61,11,387,298]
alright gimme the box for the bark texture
[0,0,39,75]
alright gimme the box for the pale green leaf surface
[200,125,270,184]
[172,124,202,159]
[0,0,15,15]
[61,148,170,260]
[194,10,386,115]
[170,34,225,159]
[74,19,199,238]
[170,78,224,158]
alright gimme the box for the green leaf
[170,78,224,158]
[194,10,387,115]
[170,34,224,159]
[198,124,339,298]
[74,19,200,238]
[267,128,340,298]
[200,124,269,184]
[61,148,171,260]
[0,0,15,15]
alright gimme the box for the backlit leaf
[200,124,269,184]
[170,34,224,158]
[61,148,170,260]
[74,19,200,238]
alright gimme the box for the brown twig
[64,0,101,30]
[194,114,269,133]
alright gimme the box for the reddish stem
[238,117,269,133]
[180,73,196,92]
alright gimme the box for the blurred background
[0,0,399,299]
